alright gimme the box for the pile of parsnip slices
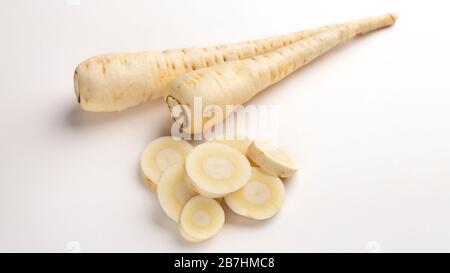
[140,136,299,242]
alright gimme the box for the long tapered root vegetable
[225,167,285,220]
[179,195,225,242]
[140,136,193,190]
[248,140,299,178]
[165,13,398,134]
[74,23,342,112]
[184,142,251,198]
[157,164,197,222]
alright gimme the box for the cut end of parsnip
[140,136,193,189]
[157,164,197,222]
[166,95,188,126]
[74,71,80,104]
[248,140,299,178]
[179,195,225,242]
[185,142,251,198]
[225,167,285,220]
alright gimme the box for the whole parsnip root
[165,13,398,134]
[74,24,342,112]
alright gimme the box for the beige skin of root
[74,23,342,112]
[165,13,398,134]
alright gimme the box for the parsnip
[165,13,398,134]
[74,23,341,112]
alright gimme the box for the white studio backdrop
[0,0,449,252]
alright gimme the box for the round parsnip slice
[225,167,285,220]
[179,196,225,242]
[140,136,193,190]
[185,142,251,198]
[157,164,197,222]
[248,140,299,178]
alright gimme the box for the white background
[1,0,449,252]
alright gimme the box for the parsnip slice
[157,164,197,222]
[140,136,193,190]
[225,167,285,220]
[179,196,225,242]
[185,142,251,197]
